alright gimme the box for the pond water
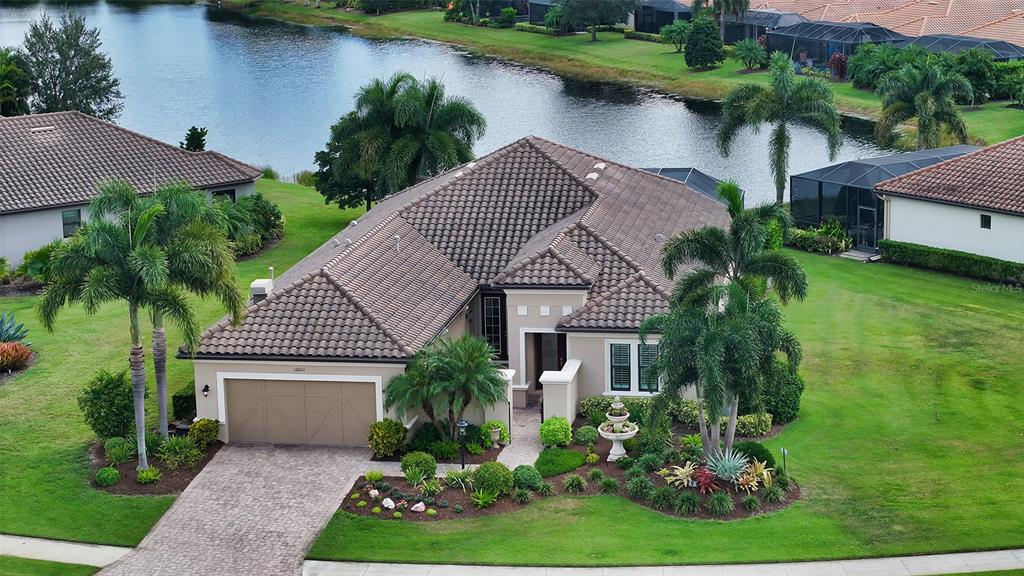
[0,1,887,204]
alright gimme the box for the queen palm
[713,0,748,41]
[875,59,972,150]
[384,351,445,437]
[428,335,507,440]
[718,51,842,204]
[38,181,201,468]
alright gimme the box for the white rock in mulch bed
[369,489,380,500]
[382,498,395,510]
[411,502,426,513]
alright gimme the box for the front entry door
[857,206,877,251]
[533,333,567,390]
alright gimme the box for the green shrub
[494,6,516,27]
[470,489,499,509]
[259,165,279,180]
[879,239,1024,286]
[733,38,768,70]
[539,417,572,447]
[78,370,135,439]
[625,466,647,481]
[586,468,605,483]
[534,448,584,477]
[232,233,263,257]
[371,506,382,514]
[733,441,776,469]
[95,467,121,487]
[626,476,655,500]
[585,452,600,465]
[105,441,135,466]
[562,474,587,494]
[577,396,611,418]
[103,437,128,454]
[16,239,62,283]
[513,465,543,490]
[466,442,484,455]
[480,419,510,447]
[425,508,437,517]
[514,22,559,35]
[763,484,785,503]
[706,492,734,515]
[400,451,437,479]
[675,491,701,515]
[171,385,196,421]
[158,436,202,469]
[574,425,598,446]
[512,488,533,504]
[453,504,463,513]
[393,511,403,519]
[650,486,677,511]
[761,359,804,424]
[685,17,725,69]
[188,418,219,450]
[420,478,445,499]
[236,193,285,244]
[615,455,634,470]
[368,419,407,459]
[406,423,445,452]
[774,470,791,491]
[624,29,663,42]
[293,170,318,187]
[473,461,513,496]
[599,476,620,494]
[635,453,663,473]
[733,412,773,437]
[742,494,761,511]
[127,430,164,456]
[136,467,162,485]
[444,468,474,492]
[429,440,460,460]
[356,500,368,508]
[536,481,555,496]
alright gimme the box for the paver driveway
[100,444,370,576]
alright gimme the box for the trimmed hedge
[879,239,1024,286]
[624,29,664,43]
[535,448,585,477]
[514,22,561,35]
[171,385,196,421]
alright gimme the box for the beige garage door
[225,379,375,446]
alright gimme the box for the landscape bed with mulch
[88,441,223,496]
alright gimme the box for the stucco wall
[885,196,1024,263]
[504,289,589,390]
[0,204,89,265]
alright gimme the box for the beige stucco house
[0,111,261,266]
[188,137,729,447]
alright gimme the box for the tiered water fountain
[597,396,639,462]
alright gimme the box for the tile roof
[196,136,729,360]
[0,111,261,214]
[875,136,1024,215]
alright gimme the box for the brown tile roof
[196,136,729,360]
[875,136,1024,215]
[0,111,261,214]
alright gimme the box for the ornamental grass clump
[563,474,587,494]
[512,488,533,504]
[675,491,701,514]
[650,486,677,511]
[763,484,785,504]
[706,492,734,516]
[599,476,620,494]
[587,468,605,483]
[626,476,654,500]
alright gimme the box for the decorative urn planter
[598,397,638,462]
[489,427,502,447]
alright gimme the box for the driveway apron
[99,444,369,576]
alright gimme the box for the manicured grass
[0,181,361,546]
[0,556,99,576]
[309,251,1024,565]
[243,4,1024,145]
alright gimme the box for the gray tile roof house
[188,136,729,447]
[0,111,261,265]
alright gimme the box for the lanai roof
[792,145,980,189]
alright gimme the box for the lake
[0,1,887,204]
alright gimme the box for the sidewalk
[303,549,1024,576]
[0,534,130,567]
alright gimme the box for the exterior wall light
[202,384,210,398]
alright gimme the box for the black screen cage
[643,167,729,204]
[895,34,1024,61]
[768,21,908,44]
[722,9,805,29]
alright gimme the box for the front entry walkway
[99,444,373,576]
[498,406,543,468]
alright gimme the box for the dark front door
[533,333,567,389]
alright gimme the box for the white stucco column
[540,359,581,421]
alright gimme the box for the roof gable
[559,273,671,331]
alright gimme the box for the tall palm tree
[718,51,842,204]
[428,335,507,440]
[875,59,972,150]
[38,181,201,469]
[384,351,446,437]
[144,184,245,438]
[354,72,487,196]
[640,283,801,455]
[713,0,749,41]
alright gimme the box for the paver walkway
[498,406,544,468]
[98,444,372,576]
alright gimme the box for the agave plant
[658,461,698,489]
[706,447,750,483]
[0,312,30,345]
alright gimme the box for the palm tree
[0,47,31,117]
[38,181,201,469]
[354,72,487,196]
[384,351,446,437]
[713,0,749,41]
[428,335,507,440]
[875,58,972,150]
[143,184,245,438]
[718,51,842,204]
[640,283,801,455]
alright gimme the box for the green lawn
[0,180,361,546]
[309,251,1024,566]
[0,556,99,576]
[242,4,1024,146]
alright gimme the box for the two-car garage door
[225,379,375,446]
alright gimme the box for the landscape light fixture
[202,384,210,398]
[457,419,469,470]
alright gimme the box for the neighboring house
[722,9,806,44]
[188,136,729,447]
[0,111,261,265]
[875,136,1024,263]
[790,145,979,252]
[629,0,692,34]
[894,34,1024,61]
[767,21,908,66]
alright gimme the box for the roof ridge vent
[29,126,56,133]
[585,172,600,180]
[594,162,607,170]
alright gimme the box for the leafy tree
[543,4,571,33]
[38,182,201,469]
[21,13,123,120]
[717,51,841,203]
[660,20,691,53]
[875,58,972,150]
[953,48,995,105]
[314,72,485,211]
[558,0,641,42]
[0,47,31,117]
[733,38,766,70]
[179,126,208,152]
[684,17,725,69]
[713,0,749,41]
[428,335,507,440]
